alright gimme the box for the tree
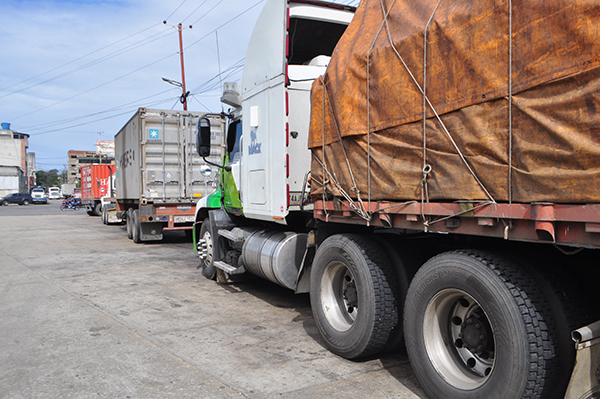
[36,169,61,188]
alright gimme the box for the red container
[81,164,114,202]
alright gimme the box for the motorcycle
[60,197,82,211]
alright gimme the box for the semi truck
[115,108,224,243]
[193,0,600,398]
[80,164,114,216]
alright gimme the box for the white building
[0,122,30,196]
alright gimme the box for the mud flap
[140,222,164,241]
[565,320,600,399]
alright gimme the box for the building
[0,122,31,195]
[27,152,36,188]
[67,150,115,185]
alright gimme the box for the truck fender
[295,231,316,294]
[194,196,211,223]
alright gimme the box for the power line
[24,56,245,136]
[182,0,210,24]
[187,0,265,50]
[0,23,162,95]
[0,29,175,102]
[8,1,262,123]
[189,0,224,26]
[165,0,188,21]
[10,53,177,122]
[0,0,194,100]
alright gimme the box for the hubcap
[423,289,495,390]
[320,261,357,332]
[198,230,213,266]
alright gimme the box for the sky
[0,0,359,171]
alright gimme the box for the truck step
[218,228,246,244]
[214,261,245,275]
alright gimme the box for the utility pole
[164,21,192,110]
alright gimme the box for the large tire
[93,202,102,217]
[198,218,216,280]
[524,259,593,399]
[22,200,29,206]
[131,209,142,243]
[3,200,8,206]
[377,235,423,351]
[126,209,133,239]
[404,250,555,399]
[310,234,400,359]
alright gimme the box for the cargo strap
[314,76,371,222]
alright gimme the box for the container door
[188,116,225,200]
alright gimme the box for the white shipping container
[115,108,225,203]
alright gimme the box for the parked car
[1,193,33,206]
[30,188,48,204]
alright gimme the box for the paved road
[0,202,426,398]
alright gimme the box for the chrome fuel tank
[242,230,307,290]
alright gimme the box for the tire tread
[454,250,549,398]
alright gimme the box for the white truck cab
[224,0,353,223]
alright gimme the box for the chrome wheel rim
[198,229,213,267]
[320,261,358,332]
[423,289,495,390]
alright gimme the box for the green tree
[36,169,61,188]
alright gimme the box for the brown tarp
[309,0,600,203]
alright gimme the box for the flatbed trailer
[314,200,600,249]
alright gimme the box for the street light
[162,77,190,109]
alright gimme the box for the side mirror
[196,117,212,157]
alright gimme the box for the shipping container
[81,164,115,216]
[116,108,224,243]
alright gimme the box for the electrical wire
[164,0,188,21]
[186,0,265,50]
[24,56,245,136]
[0,0,196,100]
[189,0,225,26]
[182,0,210,24]
[0,23,162,95]
[10,53,177,122]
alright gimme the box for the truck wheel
[2,200,8,206]
[404,250,555,399]
[23,200,29,206]
[198,218,216,280]
[92,202,102,216]
[132,209,142,243]
[102,206,107,224]
[525,259,593,399]
[126,209,133,239]
[310,234,400,359]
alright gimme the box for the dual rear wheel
[126,208,141,243]
[310,235,577,399]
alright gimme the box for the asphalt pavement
[0,201,427,398]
